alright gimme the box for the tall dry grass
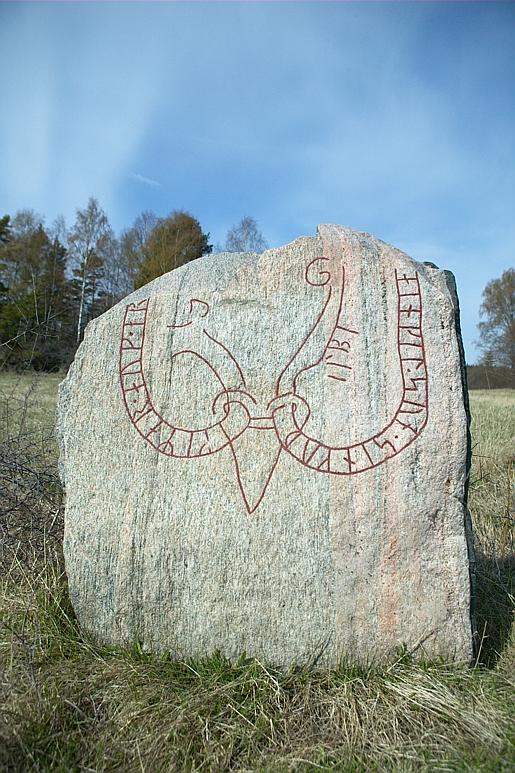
[468,390,514,670]
[0,376,513,771]
[0,372,63,574]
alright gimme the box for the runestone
[58,225,475,664]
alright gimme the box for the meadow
[0,373,513,771]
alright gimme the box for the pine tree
[0,214,70,369]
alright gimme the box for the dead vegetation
[0,373,63,574]
[0,376,513,771]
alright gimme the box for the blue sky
[1,1,514,362]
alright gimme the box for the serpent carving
[119,255,428,512]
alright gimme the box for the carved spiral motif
[305,256,332,287]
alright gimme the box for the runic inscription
[119,263,428,513]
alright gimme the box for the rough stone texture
[57,225,475,665]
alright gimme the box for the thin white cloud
[1,2,513,364]
[130,173,161,189]
[0,4,167,227]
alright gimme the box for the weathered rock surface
[57,225,475,664]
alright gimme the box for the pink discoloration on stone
[58,225,475,665]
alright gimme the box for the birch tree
[68,198,115,342]
[225,216,267,253]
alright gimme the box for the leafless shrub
[0,372,63,575]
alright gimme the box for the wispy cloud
[130,173,161,189]
[1,2,514,362]
[0,4,166,227]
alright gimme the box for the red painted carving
[204,330,247,388]
[120,261,429,513]
[168,298,210,329]
[271,269,428,474]
[276,257,345,396]
[119,299,250,459]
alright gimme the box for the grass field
[0,374,513,771]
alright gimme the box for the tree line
[0,202,267,371]
[0,201,512,386]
